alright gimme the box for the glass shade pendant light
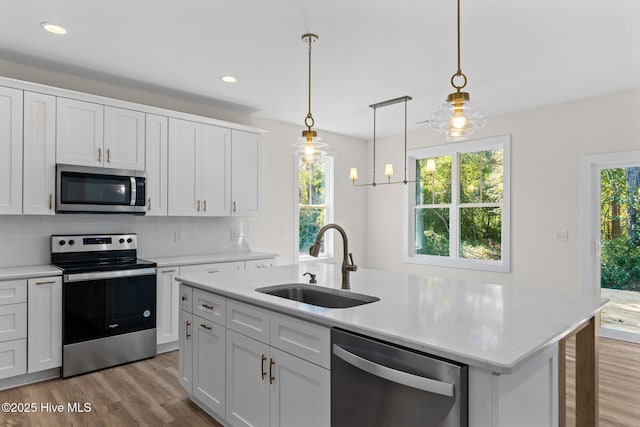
[431,0,486,141]
[293,33,327,161]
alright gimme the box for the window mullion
[451,152,461,259]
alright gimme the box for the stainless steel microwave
[56,164,146,214]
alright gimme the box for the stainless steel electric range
[51,233,157,378]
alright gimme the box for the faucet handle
[303,272,317,284]
[347,253,358,272]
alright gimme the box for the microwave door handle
[332,344,454,397]
[130,177,137,206]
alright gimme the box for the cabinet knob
[181,295,187,301]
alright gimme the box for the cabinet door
[104,106,145,170]
[168,118,201,216]
[193,315,226,418]
[179,309,193,394]
[27,277,62,372]
[226,330,270,427]
[156,267,179,345]
[145,114,168,216]
[0,86,23,215]
[56,97,104,167]
[201,124,231,216]
[231,130,261,216]
[269,348,330,427]
[23,91,56,215]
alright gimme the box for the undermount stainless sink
[256,284,380,309]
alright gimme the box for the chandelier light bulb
[304,144,315,156]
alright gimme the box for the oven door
[63,268,156,345]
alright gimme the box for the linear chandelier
[349,96,422,187]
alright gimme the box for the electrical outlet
[174,231,183,242]
[231,230,242,240]
[555,230,568,242]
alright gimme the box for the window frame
[295,153,335,262]
[404,135,511,272]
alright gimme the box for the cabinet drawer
[0,303,27,343]
[0,280,27,306]
[193,289,225,326]
[179,283,193,312]
[180,261,244,275]
[0,339,27,379]
[244,259,275,269]
[226,300,270,344]
[270,313,330,369]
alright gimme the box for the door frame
[580,150,640,343]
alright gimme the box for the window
[406,135,510,272]
[297,155,334,260]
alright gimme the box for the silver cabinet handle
[98,147,102,162]
[35,280,56,285]
[49,193,53,210]
[197,200,201,212]
[233,201,237,213]
[203,200,207,212]
[107,148,111,163]
[208,269,220,274]
[148,197,151,210]
[162,269,177,273]
[332,344,454,397]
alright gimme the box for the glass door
[599,166,640,341]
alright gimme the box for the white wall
[365,89,640,293]
[0,60,368,269]
[247,116,368,266]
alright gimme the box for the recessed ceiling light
[40,22,67,35]
[221,75,237,83]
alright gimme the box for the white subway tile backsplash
[0,215,250,267]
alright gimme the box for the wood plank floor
[565,336,640,427]
[0,338,638,426]
[0,352,222,427]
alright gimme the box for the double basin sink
[256,283,379,309]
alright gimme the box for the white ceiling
[1,0,639,139]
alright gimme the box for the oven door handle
[332,344,454,397]
[64,267,156,282]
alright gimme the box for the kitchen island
[177,263,605,427]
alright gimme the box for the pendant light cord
[451,0,467,92]
[305,35,314,130]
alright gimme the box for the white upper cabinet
[145,114,168,216]
[202,125,232,216]
[0,86,23,215]
[168,118,202,216]
[56,98,104,167]
[23,91,56,215]
[104,106,145,170]
[168,118,231,216]
[57,98,145,170]
[231,130,261,216]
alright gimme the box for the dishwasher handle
[332,344,455,397]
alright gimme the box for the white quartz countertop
[143,251,277,268]
[0,264,62,281]
[177,262,606,374]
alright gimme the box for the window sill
[404,255,510,273]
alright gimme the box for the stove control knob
[59,240,66,246]
[119,238,125,244]
[68,239,75,245]
[127,238,133,243]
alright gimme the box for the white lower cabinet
[226,329,269,426]
[179,309,193,393]
[179,285,330,427]
[27,276,62,372]
[193,315,226,417]
[269,347,330,427]
[157,267,179,345]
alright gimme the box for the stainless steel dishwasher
[331,328,468,427]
